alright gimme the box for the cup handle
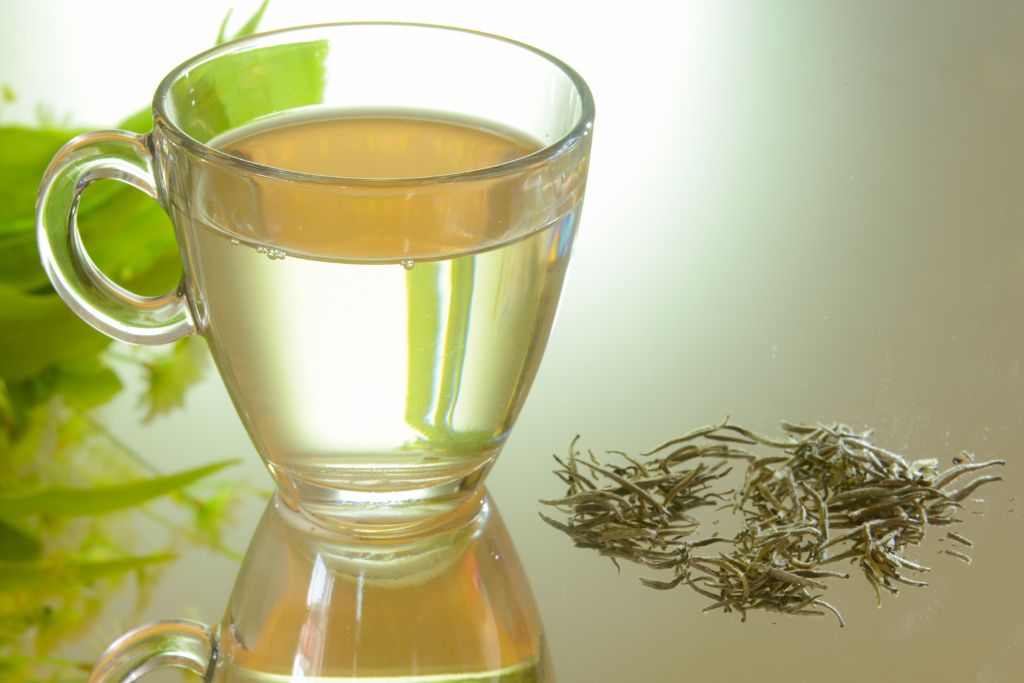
[87,619,216,682]
[37,130,195,345]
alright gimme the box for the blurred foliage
[0,2,269,680]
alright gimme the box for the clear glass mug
[37,23,594,529]
[89,491,552,682]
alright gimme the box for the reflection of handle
[37,130,195,344]
[87,619,216,682]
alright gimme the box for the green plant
[0,3,269,680]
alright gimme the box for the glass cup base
[267,455,497,537]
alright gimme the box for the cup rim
[152,21,595,186]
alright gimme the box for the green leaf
[0,224,46,291]
[52,357,122,411]
[0,285,110,383]
[229,0,270,42]
[75,180,182,295]
[0,136,177,292]
[0,517,42,561]
[0,553,175,590]
[0,191,181,362]
[115,106,153,135]
[0,653,89,674]
[217,0,270,45]
[123,1,271,132]
[140,336,209,422]
[216,8,235,45]
[187,479,241,547]
[0,126,80,228]
[0,215,32,238]
[0,401,53,470]
[74,552,176,580]
[168,38,327,144]
[0,459,236,518]
[0,125,76,170]
[34,103,73,131]
[0,378,11,427]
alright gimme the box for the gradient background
[3,1,1024,681]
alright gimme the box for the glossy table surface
[5,2,1023,681]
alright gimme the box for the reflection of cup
[89,491,553,681]
[37,23,593,528]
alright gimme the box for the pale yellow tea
[212,494,549,682]
[173,111,579,517]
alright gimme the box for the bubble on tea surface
[256,246,287,261]
[229,238,240,246]
[401,259,416,271]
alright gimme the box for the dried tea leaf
[542,420,1005,627]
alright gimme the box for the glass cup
[88,491,552,682]
[37,22,593,530]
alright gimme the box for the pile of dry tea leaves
[540,420,1005,626]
